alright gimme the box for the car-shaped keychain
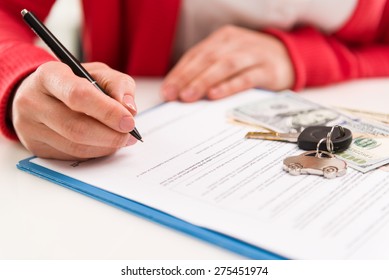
[283,150,347,179]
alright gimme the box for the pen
[21,9,143,142]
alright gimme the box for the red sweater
[1,0,389,140]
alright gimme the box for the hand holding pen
[11,9,141,160]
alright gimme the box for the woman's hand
[162,25,294,102]
[12,61,138,160]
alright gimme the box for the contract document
[25,89,389,259]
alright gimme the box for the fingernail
[162,85,178,100]
[123,94,137,112]
[119,116,134,132]
[181,88,196,100]
[126,136,137,146]
[209,87,222,99]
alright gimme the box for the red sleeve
[266,0,389,91]
[0,1,56,140]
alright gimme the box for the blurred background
[36,0,82,58]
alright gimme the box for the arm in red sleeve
[267,0,389,91]
[0,1,56,140]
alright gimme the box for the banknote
[380,164,389,172]
[229,92,389,173]
[337,107,389,125]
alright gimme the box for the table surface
[1,78,389,259]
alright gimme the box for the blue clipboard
[17,156,286,260]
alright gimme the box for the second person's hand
[12,61,138,160]
[161,25,295,102]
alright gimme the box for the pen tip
[130,128,143,142]
[21,9,28,16]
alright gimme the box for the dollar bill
[229,92,389,173]
[380,164,389,172]
[337,107,389,125]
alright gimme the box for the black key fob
[297,126,353,152]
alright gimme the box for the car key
[245,125,353,152]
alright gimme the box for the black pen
[21,9,143,142]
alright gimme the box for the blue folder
[17,156,286,260]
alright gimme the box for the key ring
[316,125,345,156]
[327,125,345,153]
[328,125,345,139]
[315,138,327,157]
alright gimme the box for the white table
[1,78,389,259]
